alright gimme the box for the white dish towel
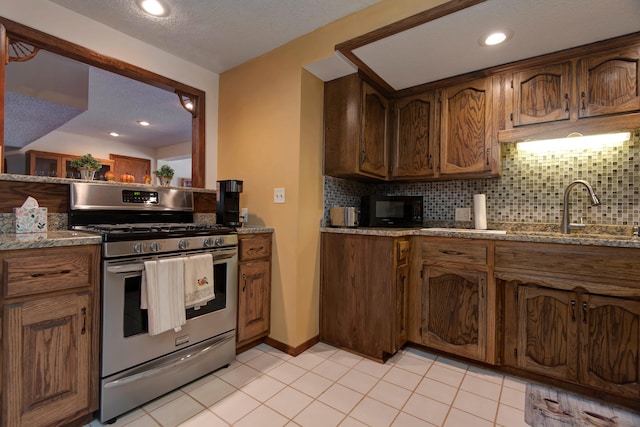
[141,257,186,336]
[184,253,215,309]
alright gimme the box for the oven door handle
[106,263,145,274]
[214,249,237,262]
[103,332,235,389]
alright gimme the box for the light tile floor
[85,343,531,427]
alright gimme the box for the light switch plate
[274,188,285,204]
[455,207,471,221]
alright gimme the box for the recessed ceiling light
[137,0,169,17]
[480,29,513,47]
[137,120,150,126]
[109,132,120,137]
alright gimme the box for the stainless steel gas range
[69,182,237,424]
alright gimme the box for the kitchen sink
[420,228,507,234]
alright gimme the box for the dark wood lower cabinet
[502,279,640,400]
[420,266,487,362]
[0,245,100,427]
[237,233,272,349]
[320,233,408,361]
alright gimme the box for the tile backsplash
[324,130,639,226]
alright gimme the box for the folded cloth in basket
[141,258,186,336]
[184,253,215,309]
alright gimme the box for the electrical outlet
[274,188,285,204]
[455,207,471,221]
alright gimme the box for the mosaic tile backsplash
[324,131,639,226]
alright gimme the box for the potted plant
[153,164,175,186]
[70,154,102,180]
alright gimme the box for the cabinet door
[439,78,496,176]
[359,81,389,178]
[3,292,92,427]
[391,92,437,179]
[578,47,640,118]
[421,265,487,361]
[237,259,271,345]
[513,62,571,126]
[516,286,578,381]
[579,294,640,398]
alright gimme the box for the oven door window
[123,262,228,338]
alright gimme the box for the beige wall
[218,0,447,348]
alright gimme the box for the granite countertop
[237,225,275,234]
[0,230,103,251]
[320,225,640,248]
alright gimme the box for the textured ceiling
[48,0,383,73]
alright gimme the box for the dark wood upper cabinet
[324,74,389,180]
[578,46,640,118]
[391,92,437,179]
[512,62,571,126]
[439,77,497,177]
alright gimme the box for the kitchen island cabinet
[0,244,100,427]
[320,232,409,361]
[236,232,272,350]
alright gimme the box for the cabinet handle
[31,269,71,278]
[81,307,87,335]
[428,153,433,169]
[242,274,247,292]
[571,300,576,321]
[582,301,588,324]
[440,250,464,256]
[564,93,569,112]
[486,148,490,166]
[581,91,586,111]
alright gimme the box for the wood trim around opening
[0,16,206,188]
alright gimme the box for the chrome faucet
[561,180,601,234]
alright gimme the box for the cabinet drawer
[239,234,272,261]
[3,251,92,297]
[396,240,410,264]
[495,243,640,284]
[422,240,487,265]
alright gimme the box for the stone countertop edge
[236,226,274,234]
[319,227,640,249]
[0,231,103,251]
[0,173,216,193]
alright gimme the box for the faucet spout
[561,180,601,234]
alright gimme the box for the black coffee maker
[216,180,243,226]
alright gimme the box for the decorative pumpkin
[104,171,116,181]
[119,173,135,183]
[143,173,152,184]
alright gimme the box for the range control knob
[214,237,225,247]
[133,242,144,253]
[178,239,189,250]
[149,242,160,252]
[203,238,213,248]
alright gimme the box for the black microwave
[360,195,423,227]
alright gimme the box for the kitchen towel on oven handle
[184,253,215,309]
[141,257,187,336]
